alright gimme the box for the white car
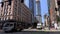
[37,23,42,29]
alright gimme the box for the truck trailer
[0,0,33,32]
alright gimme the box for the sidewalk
[23,28,60,32]
[23,27,60,32]
[41,30,60,32]
[41,28,60,32]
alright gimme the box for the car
[2,22,15,32]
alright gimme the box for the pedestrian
[54,23,58,30]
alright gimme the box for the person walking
[54,23,58,30]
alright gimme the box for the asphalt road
[0,31,60,34]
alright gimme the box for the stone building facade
[0,0,33,29]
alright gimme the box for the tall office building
[29,0,38,28]
[29,0,35,23]
[29,0,34,13]
[36,0,42,23]
[36,0,42,28]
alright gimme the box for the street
[0,31,60,34]
[0,29,60,34]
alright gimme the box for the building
[29,0,38,28]
[55,0,60,18]
[55,0,60,26]
[47,0,57,27]
[0,3,2,29]
[36,0,42,23]
[0,0,33,29]
[29,0,35,23]
[44,14,49,27]
[29,0,35,12]
[36,0,42,28]
[29,0,36,22]
[55,0,59,16]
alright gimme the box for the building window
[1,13,2,16]
[55,8,58,11]
[8,0,12,5]
[55,8,57,11]
[1,2,4,7]
[10,8,11,11]
[9,6,11,11]
[58,1,60,5]
[7,17,8,20]
[9,12,11,15]
[10,16,13,19]
[58,8,60,11]
[1,18,2,21]
[4,18,5,20]
[21,0,24,3]
[8,17,10,20]
[5,17,7,20]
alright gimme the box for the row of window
[0,2,11,16]
[0,16,13,21]
[1,0,24,7]
[21,11,32,22]
[1,0,12,7]
[4,2,12,16]
[22,10,31,19]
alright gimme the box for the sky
[0,0,48,23]
[25,0,48,23]
[0,0,1,2]
[40,0,48,23]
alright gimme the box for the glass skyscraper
[36,0,42,23]
[29,0,36,23]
